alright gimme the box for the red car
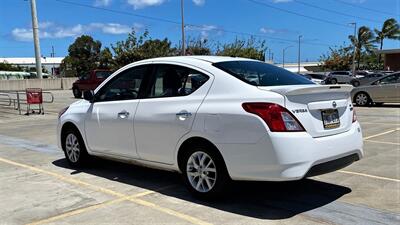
[72,70,112,98]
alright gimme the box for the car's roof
[139,55,258,64]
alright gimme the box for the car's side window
[379,74,400,85]
[95,66,148,102]
[147,64,209,98]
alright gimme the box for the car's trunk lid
[258,85,354,138]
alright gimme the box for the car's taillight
[352,108,357,123]
[58,106,69,119]
[242,103,305,132]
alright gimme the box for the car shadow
[53,157,351,220]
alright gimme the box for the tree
[98,47,113,70]
[0,62,23,71]
[61,35,102,76]
[216,37,266,61]
[185,37,212,55]
[375,18,400,63]
[111,30,177,69]
[349,26,376,69]
[320,44,353,71]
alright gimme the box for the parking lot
[0,90,399,225]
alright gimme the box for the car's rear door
[379,73,400,102]
[134,63,212,164]
[84,65,150,158]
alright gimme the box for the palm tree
[349,26,376,69]
[375,18,400,63]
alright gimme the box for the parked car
[358,73,384,86]
[352,72,400,106]
[58,56,363,198]
[325,71,361,87]
[302,73,327,84]
[72,70,112,98]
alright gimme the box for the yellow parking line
[338,170,400,183]
[0,157,211,225]
[363,128,400,140]
[364,139,400,146]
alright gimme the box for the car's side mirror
[83,90,94,102]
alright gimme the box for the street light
[349,22,357,76]
[180,0,185,56]
[282,45,293,68]
[298,35,303,74]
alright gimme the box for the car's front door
[134,63,212,164]
[84,65,150,158]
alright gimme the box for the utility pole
[180,0,185,56]
[282,45,293,68]
[51,46,55,76]
[350,22,357,76]
[298,35,302,74]
[29,0,43,79]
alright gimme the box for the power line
[293,0,383,24]
[333,0,399,17]
[245,0,351,28]
[53,0,336,47]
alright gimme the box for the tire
[330,78,337,84]
[73,87,82,98]
[180,143,230,199]
[352,80,360,87]
[62,127,89,167]
[354,92,370,106]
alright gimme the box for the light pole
[298,35,302,74]
[180,0,185,56]
[282,45,293,68]
[349,22,357,76]
[29,0,43,79]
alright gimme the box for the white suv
[58,56,363,198]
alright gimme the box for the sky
[0,0,399,63]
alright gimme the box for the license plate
[321,109,340,129]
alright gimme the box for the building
[376,49,400,71]
[275,62,322,73]
[0,57,64,76]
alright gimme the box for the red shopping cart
[26,88,44,115]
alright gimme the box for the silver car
[352,72,400,106]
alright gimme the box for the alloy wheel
[355,93,368,106]
[186,151,217,193]
[65,133,80,163]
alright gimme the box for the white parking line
[363,128,400,140]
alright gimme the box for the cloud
[127,0,165,9]
[192,0,205,6]
[260,27,276,34]
[186,24,220,39]
[272,0,293,3]
[94,0,112,7]
[11,22,140,41]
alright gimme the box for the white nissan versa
[57,56,363,197]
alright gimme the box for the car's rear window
[213,61,314,86]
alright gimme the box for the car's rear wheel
[180,144,230,198]
[73,87,82,98]
[354,92,370,106]
[62,128,89,166]
[351,80,360,87]
[330,78,337,84]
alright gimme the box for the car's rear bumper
[218,122,363,181]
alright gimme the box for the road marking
[27,190,159,225]
[363,128,400,140]
[360,122,400,126]
[338,170,400,183]
[364,139,400,146]
[0,157,211,225]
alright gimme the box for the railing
[0,91,54,115]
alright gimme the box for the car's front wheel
[354,92,370,106]
[73,87,82,98]
[62,128,89,166]
[181,145,230,198]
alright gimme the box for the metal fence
[0,90,54,115]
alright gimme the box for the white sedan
[57,56,363,198]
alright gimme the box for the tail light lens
[352,108,357,123]
[242,103,305,132]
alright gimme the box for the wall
[0,78,77,91]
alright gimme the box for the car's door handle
[176,111,192,118]
[118,110,130,119]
